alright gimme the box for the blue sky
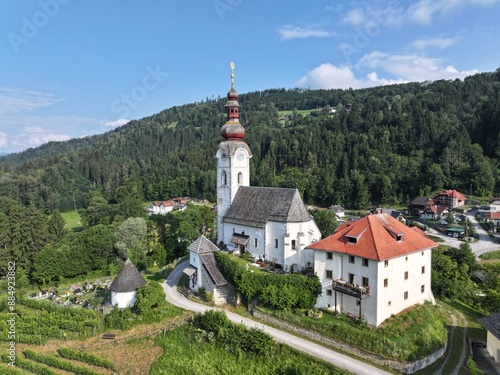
[1,0,499,154]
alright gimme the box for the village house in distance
[307,213,438,326]
[215,62,321,272]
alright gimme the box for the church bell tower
[216,62,252,245]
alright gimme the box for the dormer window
[347,236,357,244]
[385,226,404,242]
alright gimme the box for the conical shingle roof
[188,235,219,254]
[110,259,147,293]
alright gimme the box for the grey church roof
[109,259,147,293]
[188,235,219,254]
[223,186,312,228]
[479,313,500,341]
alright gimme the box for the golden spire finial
[230,61,235,86]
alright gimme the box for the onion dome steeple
[220,61,245,141]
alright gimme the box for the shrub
[205,291,213,302]
[134,282,166,314]
[104,308,134,330]
[194,310,231,333]
[214,251,321,309]
[467,356,485,375]
[245,327,275,355]
[192,310,276,356]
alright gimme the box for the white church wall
[266,221,285,266]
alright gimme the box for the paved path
[162,260,391,375]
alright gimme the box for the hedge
[214,251,321,309]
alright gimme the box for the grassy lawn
[61,210,83,231]
[258,302,447,362]
[428,235,445,242]
[413,298,486,375]
[151,324,351,375]
[278,109,316,117]
[480,250,500,260]
[226,254,266,273]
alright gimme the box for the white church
[216,64,321,272]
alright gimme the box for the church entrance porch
[229,233,250,254]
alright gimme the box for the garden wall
[250,309,445,374]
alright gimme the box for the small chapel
[216,63,321,272]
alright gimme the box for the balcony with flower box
[332,278,370,299]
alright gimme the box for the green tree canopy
[312,209,338,238]
[134,282,166,314]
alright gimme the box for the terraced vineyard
[0,297,102,345]
[2,348,116,375]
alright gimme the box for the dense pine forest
[0,70,499,213]
[0,69,498,281]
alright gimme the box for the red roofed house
[306,213,438,326]
[148,200,174,215]
[434,189,466,209]
[485,212,500,233]
[419,205,450,221]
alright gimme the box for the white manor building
[307,213,438,326]
[216,65,321,271]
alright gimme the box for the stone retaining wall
[251,309,445,374]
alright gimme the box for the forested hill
[0,70,499,213]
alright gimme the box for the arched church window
[222,170,227,185]
[237,172,243,185]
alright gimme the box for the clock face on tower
[221,151,228,160]
[236,150,245,161]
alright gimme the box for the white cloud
[339,0,498,29]
[297,51,479,90]
[407,1,442,24]
[23,133,71,146]
[412,37,457,49]
[296,63,406,89]
[0,87,63,115]
[24,126,44,133]
[104,118,129,128]
[357,51,479,81]
[340,3,405,28]
[277,25,336,40]
[0,114,105,153]
[342,9,366,26]
[0,132,7,148]
[407,0,499,24]
[296,64,360,89]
